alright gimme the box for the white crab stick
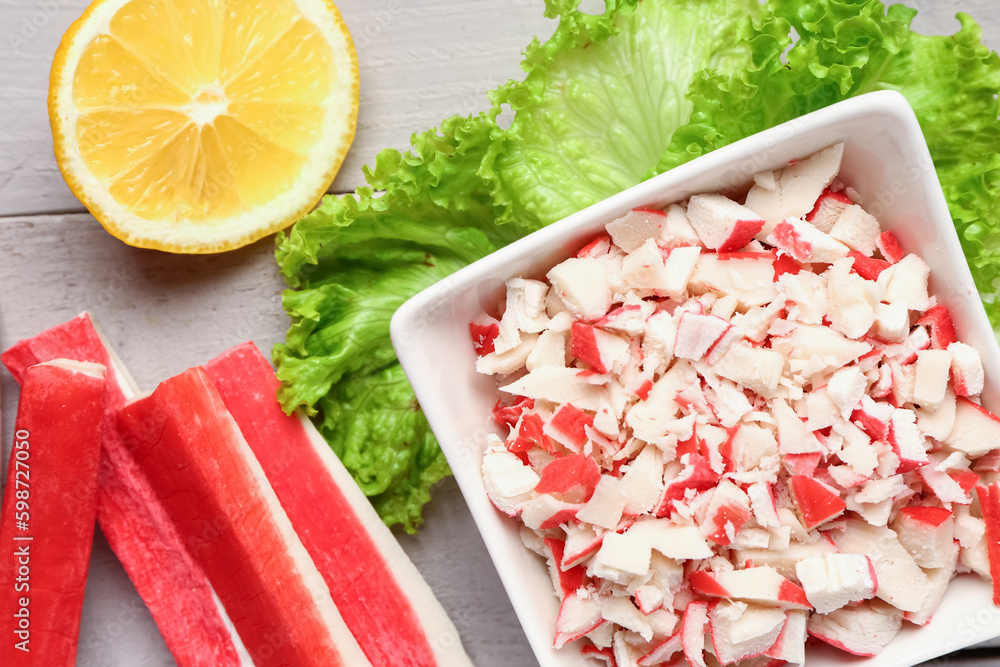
[117,367,371,667]
[1,313,251,667]
[0,360,105,667]
[204,343,472,667]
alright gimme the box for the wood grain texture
[0,0,551,216]
[1,1,999,666]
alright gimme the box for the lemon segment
[50,0,359,253]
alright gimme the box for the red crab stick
[204,343,472,666]
[1,314,249,666]
[117,367,370,667]
[0,360,105,666]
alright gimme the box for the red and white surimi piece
[673,312,732,361]
[949,341,985,396]
[709,600,787,664]
[877,230,905,263]
[681,600,710,667]
[794,554,877,613]
[686,193,765,253]
[830,205,880,257]
[553,589,605,648]
[204,343,471,666]
[689,567,810,609]
[806,189,853,232]
[807,603,902,657]
[789,476,846,529]
[892,506,954,569]
[945,397,1000,458]
[916,305,957,350]
[0,360,105,666]
[571,322,628,373]
[766,217,849,264]
[606,208,667,252]
[744,143,845,238]
[1,313,250,666]
[117,367,371,667]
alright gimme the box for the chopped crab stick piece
[807,189,853,232]
[876,230,905,263]
[710,343,785,398]
[766,609,807,665]
[0,360,105,666]
[944,397,1000,458]
[829,519,932,613]
[1,313,249,667]
[766,217,850,264]
[892,507,955,569]
[606,208,667,252]
[807,603,902,657]
[571,322,628,373]
[789,476,846,529]
[976,483,1000,606]
[735,539,838,581]
[949,341,985,396]
[673,312,732,361]
[681,600,710,667]
[469,313,500,355]
[483,441,539,515]
[905,542,959,626]
[700,479,752,546]
[545,404,595,452]
[553,589,604,648]
[547,258,612,321]
[916,305,958,350]
[500,367,607,412]
[744,143,845,238]
[882,254,932,312]
[691,253,777,307]
[849,251,892,281]
[117,368,371,667]
[709,600,787,664]
[543,538,586,599]
[794,554,877,613]
[638,630,682,666]
[205,343,472,667]
[913,349,952,410]
[535,453,602,502]
[689,566,811,609]
[686,193,765,252]
[662,204,702,246]
[830,205,880,256]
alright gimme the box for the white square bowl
[390,90,1000,667]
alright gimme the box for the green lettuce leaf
[274,114,507,532]
[276,0,1000,531]
[486,0,771,231]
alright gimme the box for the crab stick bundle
[117,367,370,667]
[204,342,472,666]
[1,314,249,666]
[0,360,105,666]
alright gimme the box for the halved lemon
[49,0,359,253]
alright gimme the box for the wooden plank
[0,0,552,216]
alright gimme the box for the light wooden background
[1,1,999,665]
